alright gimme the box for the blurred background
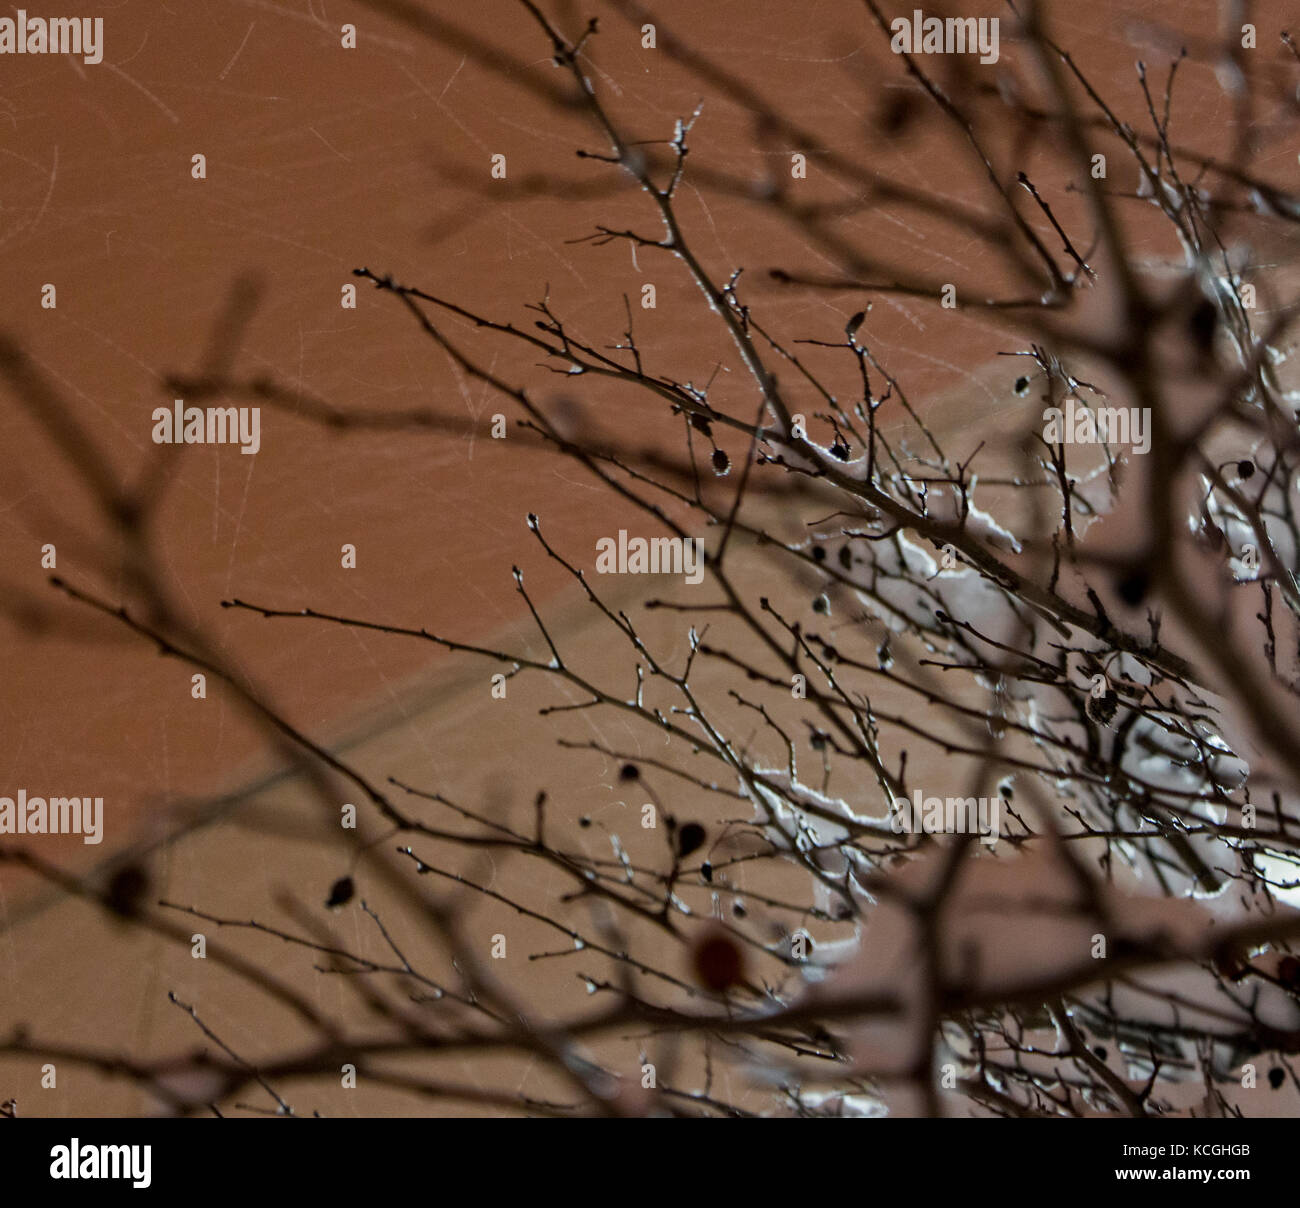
[0,0,1295,1114]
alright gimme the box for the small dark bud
[711,448,730,474]
[1116,566,1149,607]
[105,865,149,918]
[876,90,917,137]
[619,763,639,781]
[677,822,706,858]
[1237,459,1255,480]
[692,930,745,992]
[325,876,355,909]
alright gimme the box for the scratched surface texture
[0,0,1294,1115]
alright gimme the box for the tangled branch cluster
[7,0,1300,1118]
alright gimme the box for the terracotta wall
[0,0,1295,1115]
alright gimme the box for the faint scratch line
[218,22,256,81]
[438,54,466,101]
[0,144,59,251]
[308,126,351,162]
[106,62,180,124]
[27,144,57,238]
[224,456,256,598]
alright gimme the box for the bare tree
[6,0,1300,1118]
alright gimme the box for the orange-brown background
[0,0,1295,1114]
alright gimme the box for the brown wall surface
[1,0,1297,1116]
